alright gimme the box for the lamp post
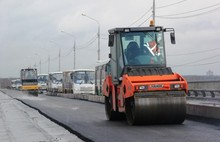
[37,46,50,74]
[48,55,50,73]
[61,31,76,69]
[35,53,41,74]
[50,41,61,71]
[82,13,100,62]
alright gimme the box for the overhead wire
[77,34,97,48]
[77,36,98,50]
[50,55,59,61]
[167,48,220,56]
[138,14,153,27]
[158,2,220,70]
[157,3,220,19]
[156,0,187,9]
[42,59,48,64]
[129,8,152,27]
[171,54,220,67]
[129,0,188,27]
[169,60,220,67]
[158,3,220,16]
[191,61,220,66]
[61,47,73,57]
[158,8,220,19]
[41,34,98,67]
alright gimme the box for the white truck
[63,69,95,94]
[47,72,63,96]
[37,74,48,93]
[11,79,22,90]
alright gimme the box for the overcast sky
[0,0,220,78]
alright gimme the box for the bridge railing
[188,89,220,98]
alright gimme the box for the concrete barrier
[186,103,220,120]
[188,81,220,90]
[57,93,105,103]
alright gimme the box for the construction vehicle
[97,21,188,125]
[20,68,38,96]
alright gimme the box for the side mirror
[170,32,176,44]
[49,75,52,80]
[108,34,114,47]
[70,73,73,80]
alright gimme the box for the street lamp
[35,53,41,74]
[37,45,51,74]
[48,55,50,73]
[61,31,76,69]
[49,41,61,71]
[82,13,100,62]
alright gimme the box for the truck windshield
[21,69,37,80]
[37,75,48,83]
[73,71,95,84]
[51,73,63,82]
[121,31,166,66]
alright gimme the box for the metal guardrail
[188,90,220,98]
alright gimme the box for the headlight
[155,27,162,31]
[172,84,181,89]
[135,85,148,91]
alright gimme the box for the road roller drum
[125,91,186,125]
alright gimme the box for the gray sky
[0,0,220,78]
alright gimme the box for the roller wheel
[125,95,186,125]
[125,97,136,125]
[105,95,125,121]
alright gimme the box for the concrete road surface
[0,90,83,142]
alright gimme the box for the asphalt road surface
[3,89,220,142]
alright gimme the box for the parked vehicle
[62,70,74,93]
[95,61,109,95]
[37,74,48,93]
[63,69,95,94]
[11,79,22,90]
[47,72,63,96]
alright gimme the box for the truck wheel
[52,89,57,96]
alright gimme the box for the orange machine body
[103,73,188,112]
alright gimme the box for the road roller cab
[99,25,188,125]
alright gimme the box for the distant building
[206,70,214,76]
